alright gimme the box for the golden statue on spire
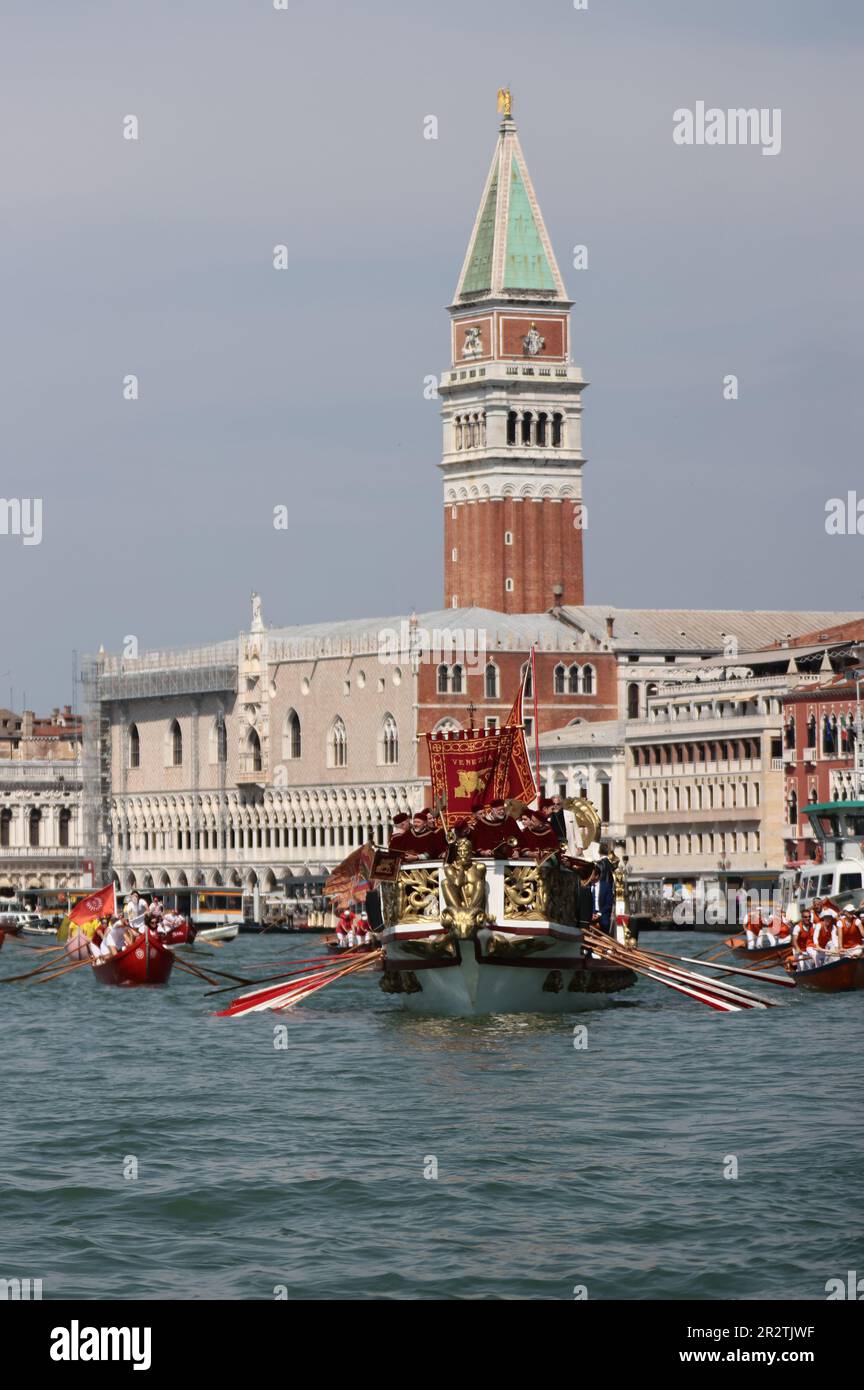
[497,88,512,119]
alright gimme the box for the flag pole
[530,646,541,805]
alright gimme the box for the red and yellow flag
[57,883,116,942]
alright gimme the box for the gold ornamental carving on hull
[503,860,583,926]
[383,867,440,926]
[440,837,491,939]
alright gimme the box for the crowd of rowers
[85,891,188,959]
[333,909,376,950]
[389,798,581,865]
[742,900,864,971]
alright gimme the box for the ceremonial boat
[91,930,174,987]
[791,955,864,992]
[378,840,636,1015]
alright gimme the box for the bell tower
[440,93,587,614]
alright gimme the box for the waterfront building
[0,707,84,894]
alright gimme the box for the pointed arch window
[247,728,262,773]
[451,664,463,695]
[554,663,566,695]
[328,717,347,769]
[437,663,449,694]
[521,661,533,698]
[582,664,594,695]
[568,664,580,694]
[485,662,499,699]
[129,723,140,769]
[283,709,301,759]
[170,719,183,767]
[216,717,228,764]
[379,714,399,766]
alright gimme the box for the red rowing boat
[724,935,792,963]
[92,929,174,987]
[159,918,197,947]
[792,955,864,993]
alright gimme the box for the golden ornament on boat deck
[440,838,491,938]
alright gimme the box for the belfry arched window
[521,411,532,445]
[506,411,517,446]
[536,412,548,446]
[128,723,140,769]
[552,413,563,447]
[627,683,640,719]
[170,719,182,767]
[455,417,463,450]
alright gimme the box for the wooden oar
[647,947,796,989]
[215,950,381,1018]
[30,957,94,985]
[583,929,773,1010]
[0,950,88,984]
[170,956,235,988]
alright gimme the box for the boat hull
[794,955,864,992]
[92,931,174,987]
[194,924,238,945]
[382,934,636,1016]
[724,935,791,962]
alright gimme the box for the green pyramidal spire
[454,99,569,305]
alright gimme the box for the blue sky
[1,0,862,707]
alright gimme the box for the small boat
[158,918,197,947]
[792,955,864,993]
[724,935,792,963]
[195,923,238,945]
[65,926,95,962]
[92,930,174,987]
[325,939,377,956]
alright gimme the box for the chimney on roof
[605,615,615,638]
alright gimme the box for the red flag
[69,883,116,927]
[426,722,535,828]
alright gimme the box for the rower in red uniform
[838,915,864,957]
[792,910,815,967]
[742,906,764,949]
[809,913,837,968]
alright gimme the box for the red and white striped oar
[215,950,380,1018]
[583,928,774,1011]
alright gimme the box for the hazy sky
[2,0,862,709]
